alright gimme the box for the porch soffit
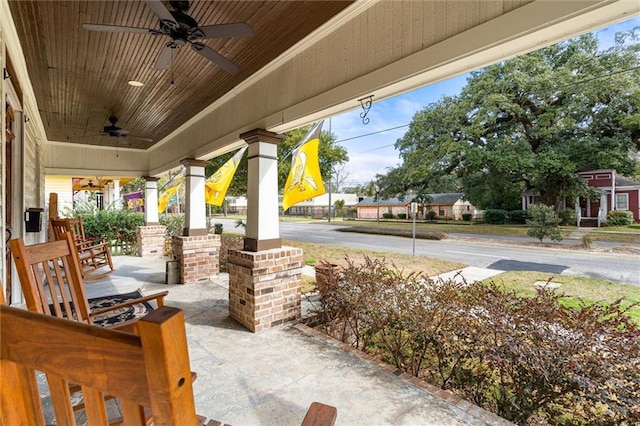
[6,0,638,177]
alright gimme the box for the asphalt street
[212,218,640,286]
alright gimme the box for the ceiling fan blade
[144,0,178,28]
[126,135,153,143]
[195,23,254,39]
[190,43,240,75]
[155,44,176,69]
[82,23,154,34]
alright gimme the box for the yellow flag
[282,121,326,211]
[158,182,181,213]
[205,146,247,206]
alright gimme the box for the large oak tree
[388,30,640,210]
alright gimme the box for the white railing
[597,207,607,227]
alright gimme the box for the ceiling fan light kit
[82,0,253,74]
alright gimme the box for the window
[439,206,445,216]
[615,193,628,210]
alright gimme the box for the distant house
[423,193,478,220]
[522,169,640,226]
[356,193,478,220]
[282,193,360,218]
[356,197,408,219]
[227,196,248,215]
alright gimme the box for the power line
[355,143,397,154]
[334,124,410,144]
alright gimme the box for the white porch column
[180,158,208,236]
[143,177,160,225]
[113,179,121,209]
[240,129,283,251]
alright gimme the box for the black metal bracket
[357,95,374,125]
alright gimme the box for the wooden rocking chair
[1,304,200,425]
[0,305,338,426]
[50,217,115,280]
[8,232,172,422]
[9,232,168,331]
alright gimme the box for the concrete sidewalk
[434,266,503,284]
[83,256,511,426]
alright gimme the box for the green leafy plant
[526,204,563,242]
[213,223,223,234]
[507,210,528,224]
[160,214,185,237]
[484,209,509,224]
[64,205,145,254]
[607,210,633,226]
[461,212,472,222]
[425,210,437,221]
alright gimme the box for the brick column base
[228,246,303,332]
[137,225,167,257]
[171,234,221,284]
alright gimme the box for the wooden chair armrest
[301,402,337,426]
[89,291,169,317]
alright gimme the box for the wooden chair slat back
[50,217,87,241]
[9,233,92,323]
[0,305,198,425]
[50,218,72,240]
[69,217,87,240]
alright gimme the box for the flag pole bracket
[357,95,374,125]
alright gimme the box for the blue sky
[328,16,640,186]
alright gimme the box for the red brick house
[523,170,640,226]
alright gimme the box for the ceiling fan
[82,0,253,74]
[79,179,105,190]
[100,116,153,146]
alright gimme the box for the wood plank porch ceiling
[8,0,353,150]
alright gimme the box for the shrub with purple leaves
[311,256,640,425]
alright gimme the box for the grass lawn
[282,239,466,277]
[328,218,640,243]
[485,271,640,323]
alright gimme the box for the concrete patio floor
[82,255,511,426]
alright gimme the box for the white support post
[144,177,160,225]
[240,129,283,252]
[113,179,121,209]
[180,159,208,236]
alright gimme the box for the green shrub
[213,223,223,234]
[558,209,576,226]
[484,209,508,224]
[425,210,437,221]
[311,256,640,425]
[461,212,472,222]
[160,214,184,237]
[527,204,563,242]
[76,209,145,254]
[607,210,633,226]
[397,213,407,220]
[382,212,394,219]
[507,209,528,224]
